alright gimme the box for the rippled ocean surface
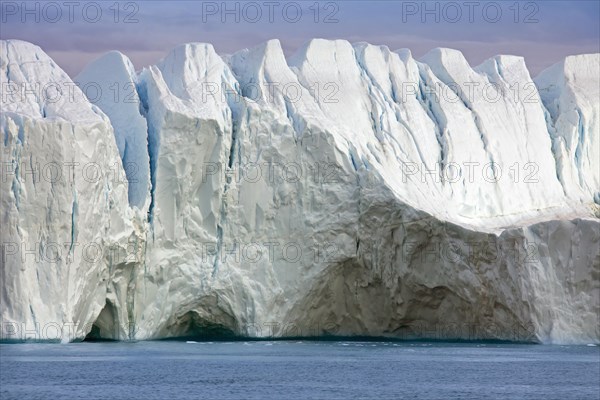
[1,340,598,399]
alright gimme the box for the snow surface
[1,39,598,344]
[76,51,151,210]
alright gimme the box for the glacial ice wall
[1,39,598,344]
[0,40,144,341]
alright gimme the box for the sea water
[1,341,598,399]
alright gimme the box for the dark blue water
[1,341,598,399]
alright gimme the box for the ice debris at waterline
[1,39,599,344]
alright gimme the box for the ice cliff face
[0,40,144,341]
[1,39,598,344]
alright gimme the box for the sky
[1,0,599,77]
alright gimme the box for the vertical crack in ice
[227,118,239,169]
[17,118,24,144]
[574,108,586,188]
[383,70,414,162]
[540,102,568,197]
[373,67,423,164]
[29,304,38,337]
[11,145,21,211]
[415,67,448,176]
[349,150,358,171]
[135,78,157,233]
[212,224,224,277]
[460,96,494,167]
[126,265,136,340]
[212,110,240,278]
[352,46,420,176]
[284,99,303,139]
[214,121,237,276]
[346,142,362,248]
[69,191,78,255]
[213,85,243,277]
[28,154,36,191]
[353,49,385,144]
[5,42,12,85]
[494,58,505,82]
[421,58,495,168]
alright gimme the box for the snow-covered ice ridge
[1,39,598,344]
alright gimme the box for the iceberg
[1,39,598,344]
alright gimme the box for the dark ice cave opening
[83,300,119,342]
[164,311,238,341]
